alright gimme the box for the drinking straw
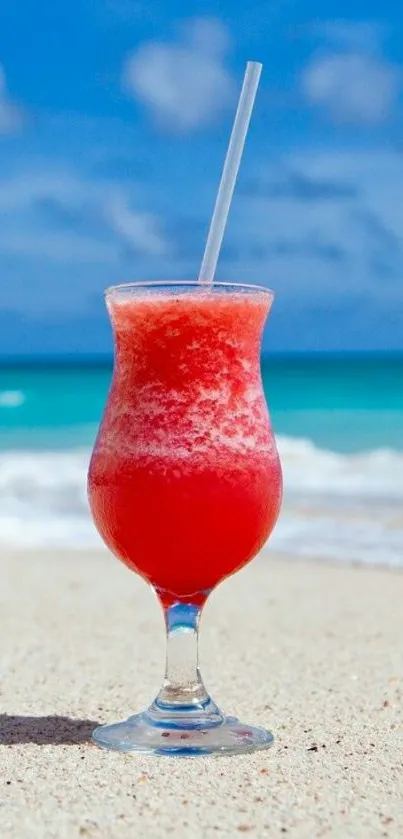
[198,61,263,285]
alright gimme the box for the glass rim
[105,280,274,300]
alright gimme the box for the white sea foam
[0,449,97,549]
[0,390,25,408]
[276,436,403,501]
[0,438,402,564]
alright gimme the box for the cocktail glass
[88,281,282,756]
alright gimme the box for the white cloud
[106,195,171,256]
[0,172,84,212]
[0,170,171,261]
[229,148,403,307]
[180,17,231,56]
[0,231,117,263]
[123,17,235,131]
[0,64,22,133]
[302,52,400,124]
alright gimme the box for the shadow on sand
[0,714,100,745]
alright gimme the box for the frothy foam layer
[0,438,402,565]
[104,291,272,461]
[99,381,274,462]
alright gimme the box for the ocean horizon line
[1,350,403,368]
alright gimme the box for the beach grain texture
[0,548,402,839]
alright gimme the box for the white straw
[198,61,262,285]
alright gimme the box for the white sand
[0,548,402,838]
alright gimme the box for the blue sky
[0,0,402,355]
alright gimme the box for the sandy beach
[0,548,402,838]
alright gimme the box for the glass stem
[156,603,209,709]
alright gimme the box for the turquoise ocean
[0,355,402,565]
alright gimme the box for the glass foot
[92,709,274,757]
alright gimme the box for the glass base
[92,706,274,757]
